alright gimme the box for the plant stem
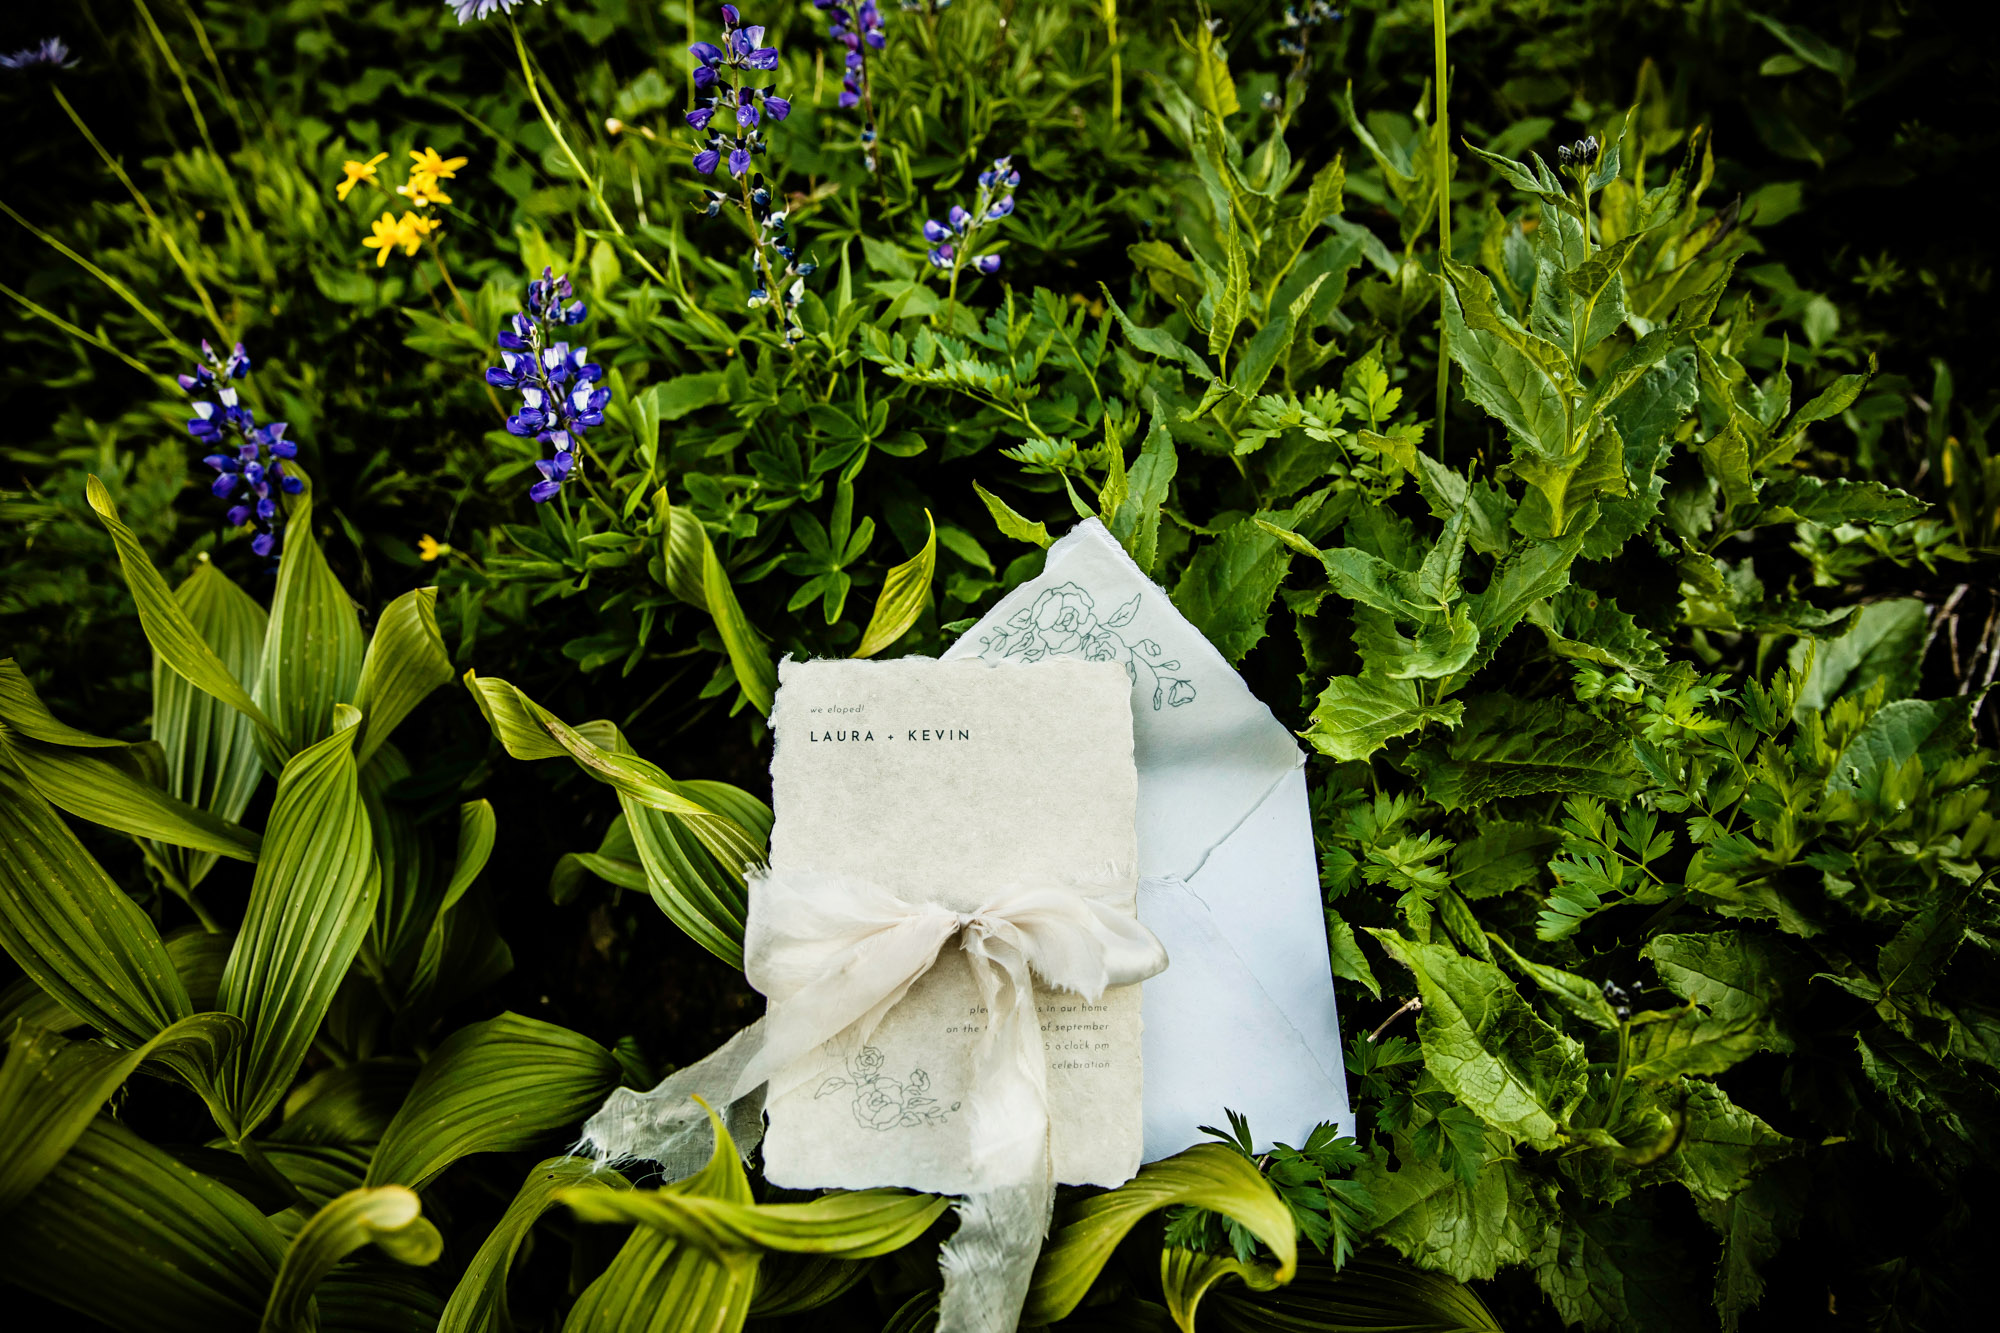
[53,87,232,343]
[1431,0,1451,453]
[1103,0,1122,129]
[510,19,672,288]
[1367,996,1424,1043]
[0,199,194,357]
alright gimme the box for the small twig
[1367,997,1423,1043]
[1921,584,1969,672]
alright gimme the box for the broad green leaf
[0,661,261,862]
[854,510,935,658]
[552,813,648,900]
[261,1186,442,1333]
[748,1254,874,1316]
[351,587,453,768]
[1353,1145,1548,1283]
[700,533,777,715]
[1025,1144,1296,1324]
[1663,1081,1791,1203]
[1232,274,1328,402]
[440,1157,629,1333]
[367,1012,620,1190]
[1489,935,1620,1030]
[656,492,710,606]
[1369,933,1588,1149]
[1174,518,1295,662]
[1823,696,1970,810]
[1530,1196,1705,1333]
[1451,821,1560,900]
[1404,695,1643,812]
[151,560,268,889]
[0,1116,283,1333]
[1623,1006,1764,1082]
[973,480,1053,548]
[219,708,379,1134]
[85,476,287,758]
[1442,282,1569,470]
[1162,1247,1284,1332]
[1641,932,1803,1053]
[1788,598,1926,716]
[1759,477,1926,527]
[406,799,500,1002]
[0,1012,242,1212]
[1698,1167,1804,1332]
[0,766,193,1047]
[258,492,365,754]
[1305,675,1465,762]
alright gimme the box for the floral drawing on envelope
[977,582,1196,710]
[813,1046,961,1132]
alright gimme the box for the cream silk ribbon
[582,867,1168,1333]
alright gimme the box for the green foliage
[1,0,1993,1330]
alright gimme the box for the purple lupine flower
[728,145,752,176]
[181,340,299,558]
[482,268,611,505]
[0,36,77,70]
[763,95,790,121]
[816,1,887,171]
[687,107,716,131]
[920,152,1020,288]
[693,147,721,175]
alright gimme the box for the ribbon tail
[936,1176,1053,1333]
[579,1018,769,1180]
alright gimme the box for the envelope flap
[943,519,1301,881]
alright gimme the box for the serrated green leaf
[1354,1146,1548,1282]
[1405,694,1642,812]
[1640,932,1802,1054]
[1368,933,1588,1149]
[972,479,1053,549]
[1304,675,1465,763]
[1174,519,1295,662]
[1788,598,1927,716]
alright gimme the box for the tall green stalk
[1432,0,1450,453]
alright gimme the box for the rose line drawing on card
[977,582,1197,710]
[812,1046,960,1132]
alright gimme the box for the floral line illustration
[813,1045,959,1131]
[977,581,1197,710]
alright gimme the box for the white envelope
[943,518,1350,1156]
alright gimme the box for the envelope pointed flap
[944,519,1301,880]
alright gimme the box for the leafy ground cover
[0,1,1995,1330]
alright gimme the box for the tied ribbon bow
[583,867,1167,1333]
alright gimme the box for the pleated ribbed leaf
[152,560,269,889]
[0,766,192,1047]
[1025,1143,1298,1324]
[1206,1254,1505,1332]
[365,1012,620,1190]
[0,1116,283,1333]
[465,672,767,967]
[1161,1247,1285,1332]
[699,532,777,715]
[438,1156,629,1333]
[0,1013,242,1212]
[852,510,936,658]
[0,660,260,862]
[563,1186,949,1261]
[85,475,287,759]
[218,707,378,1134]
[257,492,364,755]
[406,800,499,1007]
[259,1186,442,1333]
[350,587,453,769]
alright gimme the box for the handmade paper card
[752,655,1153,1195]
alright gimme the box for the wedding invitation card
[756,656,1144,1194]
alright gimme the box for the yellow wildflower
[417,534,450,562]
[403,212,442,255]
[336,151,389,201]
[408,147,468,183]
[398,175,453,208]
[362,211,409,267]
